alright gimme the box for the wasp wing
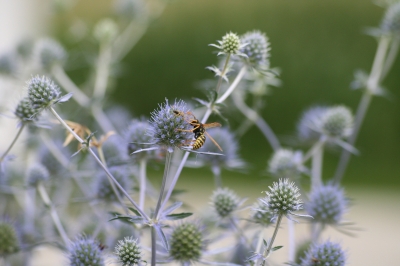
[204,131,223,152]
[203,122,222,129]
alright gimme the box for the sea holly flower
[14,97,39,125]
[27,163,50,187]
[300,240,346,266]
[210,187,243,219]
[251,199,275,227]
[240,30,271,71]
[33,38,66,70]
[268,148,305,178]
[68,236,105,266]
[0,220,20,257]
[114,236,143,266]
[209,32,247,57]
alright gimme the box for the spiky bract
[114,236,142,266]
[252,199,274,227]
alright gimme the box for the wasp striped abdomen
[192,134,206,150]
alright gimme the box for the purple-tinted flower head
[33,38,66,70]
[96,166,130,202]
[306,184,347,225]
[240,30,271,68]
[68,236,105,266]
[301,240,346,266]
[251,199,275,227]
[27,163,50,187]
[148,99,193,153]
[297,106,328,142]
[268,148,303,178]
[27,75,62,111]
[124,119,155,160]
[14,97,39,124]
[101,135,130,166]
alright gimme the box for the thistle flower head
[211,187,241,218]
[301,240,346,266]
[147,99,193,153]
[251,199,275,227]
[261,179,302,218]
[68,236,105,266]
[101,135,130,166]
[240,30,271,68]
[33,38,66,70]
[169,222,205,263]
[210,32,247,57]
[268,148,303,178]
[124,119,155,160]
[93,18,118,44]
[319,106,353,139]
[27,163,50,187]
[114,236,142,266]
[14,97,39,124]
[96,166,130,202]
[381,2,400,34]
[306,184,347,225]
[0,220,20,257]
[26,75,62,111]
[197,127,245,170]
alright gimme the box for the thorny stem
[215,54,231,94]
[155,151,174,220]
[139,159,147,210]
[232,91,280,151]
[49,106,149,221]
[0,124,25,162]
[262,213,284,265]
[333,36,394,184]
[37,182,70,246]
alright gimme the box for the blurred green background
[55,0,400,188]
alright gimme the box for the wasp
[173,110,223,151]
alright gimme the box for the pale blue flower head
[124,119,155,160]
[33,38,66,70]
[381,2,400,34]
[26,75,62,111]
[301,240,346,266]
[114,236,142,266]
[240,30,271,69]
[68,236,105,266]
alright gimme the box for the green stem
[37,182,69,246]
[0,124,25,162]
[262,213,284,265]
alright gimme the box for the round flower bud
[268,149,302,178]
[251,199,274,227]
[301,240,346,266]
[261,179,302,216]
[14,97,38,123]
[221,32,241,54]
[197,127,245,170]
[319,106,353,138]
[297,106,328,141]
[169,222,204,263]
[148,99,193,153]
[211,187,241,218]
[381,2,400,34]
[68,236,105,266]
[102,135,130,166]
[96,166,130,202]
[114,236,142,266]
[240,30,270,68]
[0,220,20,256]
[27,75,61,110]
[33,38,66,70]
[93,18,118,44]
[27,163,50,187]
[124,119,155,160]
[306,184,347,225]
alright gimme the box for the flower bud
[27,75,61,110]
[68,236,105,266]
[211,187,241,218]
[14,97,38,123]
[114,236,142,266]
[301,240,346,266]
[27,163,50,187]
[0,220,20,256]
[221,32,241,54]
[169,222,204,263]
